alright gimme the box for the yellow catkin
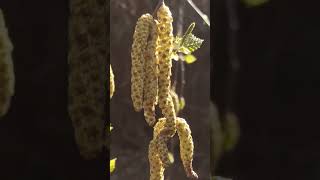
[149,139,165,180]
[110,65,115,99]
[131,13,153,112]
[176,117,198,179]
[151,117,198,179]
[155,2,177,167]
[143,18,159,127]
[149,117,166,180]
[68,0,106,159]
[0,9,14,117]
[156,2,174,111]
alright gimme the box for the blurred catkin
[0,9,14,117]
[68,0,107,159]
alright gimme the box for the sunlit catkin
[68,0,106,159]
[152,117,198,179]
[149,118,167,180]
[155,2,177,167]
[143,18,158,127]
[176,117,198,179]
[156,2,174,111]
[110,65,115,99]
[0,9,14,117]
[131,13,153,112]
[149,139,165,180]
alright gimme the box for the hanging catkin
[154,2,177,167]
[131,14,153,112]
[68,0,107,159]
[143,18,159,127]
[0,9,14,117]
[176,117,198,179]
[150,117,198,179]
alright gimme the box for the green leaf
[110,158,117,173]
[181,33,204,53]
[179,46,191,55]
[173,36,182,50]
[184,54,197,64]
[173,23,204,55]
[241,0,269,7]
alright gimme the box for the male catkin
[151,117,198,179]
[68,0,107,159]
[176,117,198,179]
[149,139,165,180]
[0,9,14,117]
[154,2,177,167]
[131,13,153,112]
[143,18,159,126]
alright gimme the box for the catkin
[0,9,14,117]
[110,65,115,99]
[68,0,107,159]
[176,117,198,179]
[154,2,177,168]
[143,18,159,127]
[131,14,153,112]
[156,2,174,111]
[149,139,165,180]
[151,117,198,179]
[156,2,176,133]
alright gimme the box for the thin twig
[186,0,210,27]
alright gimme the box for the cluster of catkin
[0,9,14,117]
[131,2,197,180]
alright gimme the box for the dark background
[213,0,320,180]
[0,1,106,180]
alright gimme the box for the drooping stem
[186,0,210,27]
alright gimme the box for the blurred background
[213,0,320,180]
[0,1,106,180]
[110,0,210,179]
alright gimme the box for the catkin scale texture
[152,117,198,179]
[143,18,158,126]
[176,117,198,179]
[0,9,14,117]
[154,2,177,168]
[149,139,165,180]
[131,14,153,112]
[156,3,174,111]
[68,0,107,159]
